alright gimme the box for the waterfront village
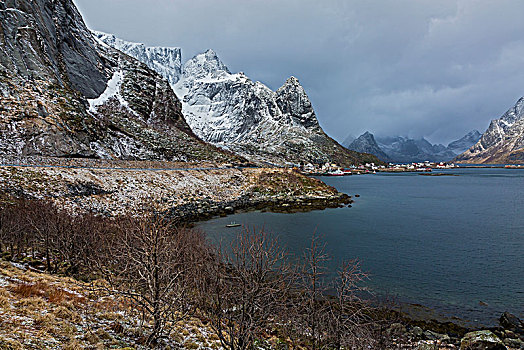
[299,161,458,176]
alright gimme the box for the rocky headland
[0,157,352,222]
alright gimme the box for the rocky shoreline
[0,161,352,219]
[386,311,524,349]
[168,192,353,224]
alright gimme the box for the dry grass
[0,336,24,350]
[10,281,48,298]
[0,261,228,349]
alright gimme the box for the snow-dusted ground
[0,261,225,349]
[0,164,340,217]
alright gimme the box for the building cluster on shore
[299,161,459,176]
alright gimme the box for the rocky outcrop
[499,312,523,335]
[459,331,506,350]
[94,35,382,167]
[455,97,524,164]
[346,131,389,161]
[0,0,240,163]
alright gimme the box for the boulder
[424,330,451,343]
[387,322,407,337]
[503,338,523,349]
[411,326,424,339]
[416,341,438,350]
[500,312,523,334]
[460,330,507,350]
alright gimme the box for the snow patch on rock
[88,70,127,112]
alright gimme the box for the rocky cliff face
[93,31,182,86]
[455,98,524,164]
[347,132,389,161]
[0,0,238,163]
[95,35,380,166]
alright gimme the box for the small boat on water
[226,222,241,228]
[326,169,345,176]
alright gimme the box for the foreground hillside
[0,261,223,349]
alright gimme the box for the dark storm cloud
[73,0,524,144]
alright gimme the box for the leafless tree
[292,233,331,350]
[199,226,292,350]
[325,259,374,349]
[95,213,208,346]
[0,199,35,260]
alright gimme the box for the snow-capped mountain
[93,31,182,86]
[0,0,239,163]
[447,130,481,155]
[95,34,380,166]
[455,97,524,164]
[346,132,389,161]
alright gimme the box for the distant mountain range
[95,32,380,167]
[455,97,524,164]
[346,96,524,165]
[345,131,481,163]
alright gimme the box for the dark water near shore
[197,168,524,326]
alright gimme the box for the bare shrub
[95,213,209,346]
[198,226,292,350]
[286,234,376,350]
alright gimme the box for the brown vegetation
[0,198,395,349]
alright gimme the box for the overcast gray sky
[74,0,524,145]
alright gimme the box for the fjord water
[197,168,524,326]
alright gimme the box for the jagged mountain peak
[183,49,231,80]
[276,76,319,130]
[347,131,389,162]
[447,130,481,154]
[500,96,524,125]
[281,76,300,86]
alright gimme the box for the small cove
[197,168,524,327]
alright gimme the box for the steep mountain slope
[0,0,239,163]
[95,34,380,167]
[347,132,389,161]
[175,51,379,166]
[455,97,524,164]
[342,134,356,148]
[447,130,481,155]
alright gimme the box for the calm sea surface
[196,168,524,326]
